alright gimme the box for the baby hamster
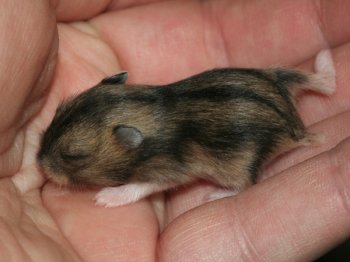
[37,50,335,207]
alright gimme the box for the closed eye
[60,151,90,162]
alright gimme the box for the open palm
[1,0,350,261]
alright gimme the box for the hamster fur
[37,49,335,207]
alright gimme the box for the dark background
[316,238,350,261]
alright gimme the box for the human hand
[1,0,350,261]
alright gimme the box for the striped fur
[38,68,324,190]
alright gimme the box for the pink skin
[1,0,350,261]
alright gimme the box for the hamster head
[37,72,146,187]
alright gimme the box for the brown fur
[37,68,333,192]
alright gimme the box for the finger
[55,0,164,21]
[0,0,57,176]
[91,1,214,84]
[107,0,166,11]
[55,0,111,21]
[165,181,224,224]
[159,137,350,261]
[0,178,80,261]
[90,0,350,83]
[43,183,159,261]
[214,0,350,67]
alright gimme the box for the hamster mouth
[37,158,69,186]
[43,169,70,186]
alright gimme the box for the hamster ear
[113,125,143,149]
[101,72,128,85]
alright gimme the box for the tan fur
[106,103,161,137]
[38,66,335,193]
[185,143,255,189]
